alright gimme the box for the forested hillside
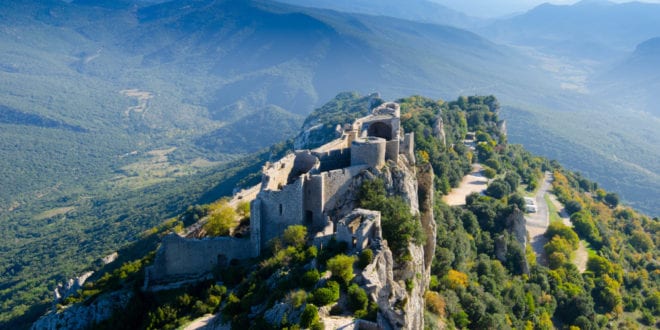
[17,94,658,329]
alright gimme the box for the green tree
[300,304,320,328]
[604,192,620,208]
[483,167,497,181]
[204,201,236,236]
[544,221,579,249]
[326,254,355,285]
[486,179,510,199]
[282,225,307,249]
[347,284,369,313]
[358,249,373,269]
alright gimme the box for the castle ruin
[147,102,415,284]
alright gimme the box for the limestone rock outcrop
[352,156,435,330]
[31,291,132,330]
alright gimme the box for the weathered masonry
[147,102,415,284]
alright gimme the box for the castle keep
[148,102,415,284]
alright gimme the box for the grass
[544,194,563,223]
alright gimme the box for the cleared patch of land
[442,164,487,206]
[120,89,153,117]
[33,206,76,220]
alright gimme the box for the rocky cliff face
[353,157,435,329]
[432,115,446,147]
[31,291,132,330]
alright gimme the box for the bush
[486,179,510,199]
[287,290,307,308]
[425,291,446,317]
[565,200,582,215]
[300,304,319,328]
[282,225,307,249]
[204,200,238,236]
[544,221,579,249]
[347,284,368,312]
[358,249,373,269]
[311,287,337,306]
[604,192,619,208]
[301,269,320,289]
[326,254,355,285]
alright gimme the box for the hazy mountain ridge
[483,0,660,60]
[275,0,484,29]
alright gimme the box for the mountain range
[1,0,659,326]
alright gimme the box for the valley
[0,0,659,328]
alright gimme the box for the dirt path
[442,164,488,206]
[183,314,227,330]
[548,194,588,272]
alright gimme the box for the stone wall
[350,137,386,168]
[303,174,325,230]
[148,234,253,283]
[336,209,381,252]
[254,178,305,246]
[261,154,297,191]
[322,165,367,220]
[314,147,351,172]
[400,132,415,164]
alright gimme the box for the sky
[432,0,660,18]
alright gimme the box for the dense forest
[14,94,657,329]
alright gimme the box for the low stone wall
[148,234,253,284]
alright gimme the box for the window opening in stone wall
[279,204,283,216]
[305,210,313,224]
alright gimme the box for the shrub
[544,221,579,249]
[347,284,368,312]
[204,201,236,236]
[301,269,320,289]
[425,291,446,317]
[300,304,319,328]
[486,179,510,199]
[564,200,582,215]
[358,249,373,269]
[287,290,307,308]
[282,225,307,249]
[326,254,355,285]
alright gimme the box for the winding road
[525,172,552,266]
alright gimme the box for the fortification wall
[312,135,350,153]
[385,140,399,162]
[303,174,325,230]
[149,234,252,283]
[314,147,351,172]
[254,178,305,246]
[322,165,367,219]
[351,137,386,168]
[262,154,296,191]
[400,132,415,164]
